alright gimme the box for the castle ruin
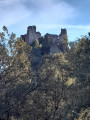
[21,26,67,53]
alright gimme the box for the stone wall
[49,28,67,53]
[47,34,59,44]
[50,44,61,54]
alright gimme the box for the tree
[0,26,31,119]
[39,34,50,55]
[75,37,90,83]
[37,53,70,120]
[65,36,90,120]
[74,107,90,120]
[30,39,42,69]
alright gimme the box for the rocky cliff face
[21,26,67,53]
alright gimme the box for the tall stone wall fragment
[22,26,41,45]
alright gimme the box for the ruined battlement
[27,26,36,33]
[60,28,67,35]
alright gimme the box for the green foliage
[74,107,90,120]
[39,35,50,55]
[0,26,31,120]
[75,37,90,83]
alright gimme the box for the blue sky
[0,0,90,41]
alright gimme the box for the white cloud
[37,24,90,30]
[0,0,77,27]
[65,25,90,29]
[25,0,77,25]
[0,0,30,27]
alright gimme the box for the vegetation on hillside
[0,26,90,120]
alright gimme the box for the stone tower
[59,28,67,42]
[59,28,67,52]
[21,26,41,45]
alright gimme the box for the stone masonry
[22,26,41,45]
